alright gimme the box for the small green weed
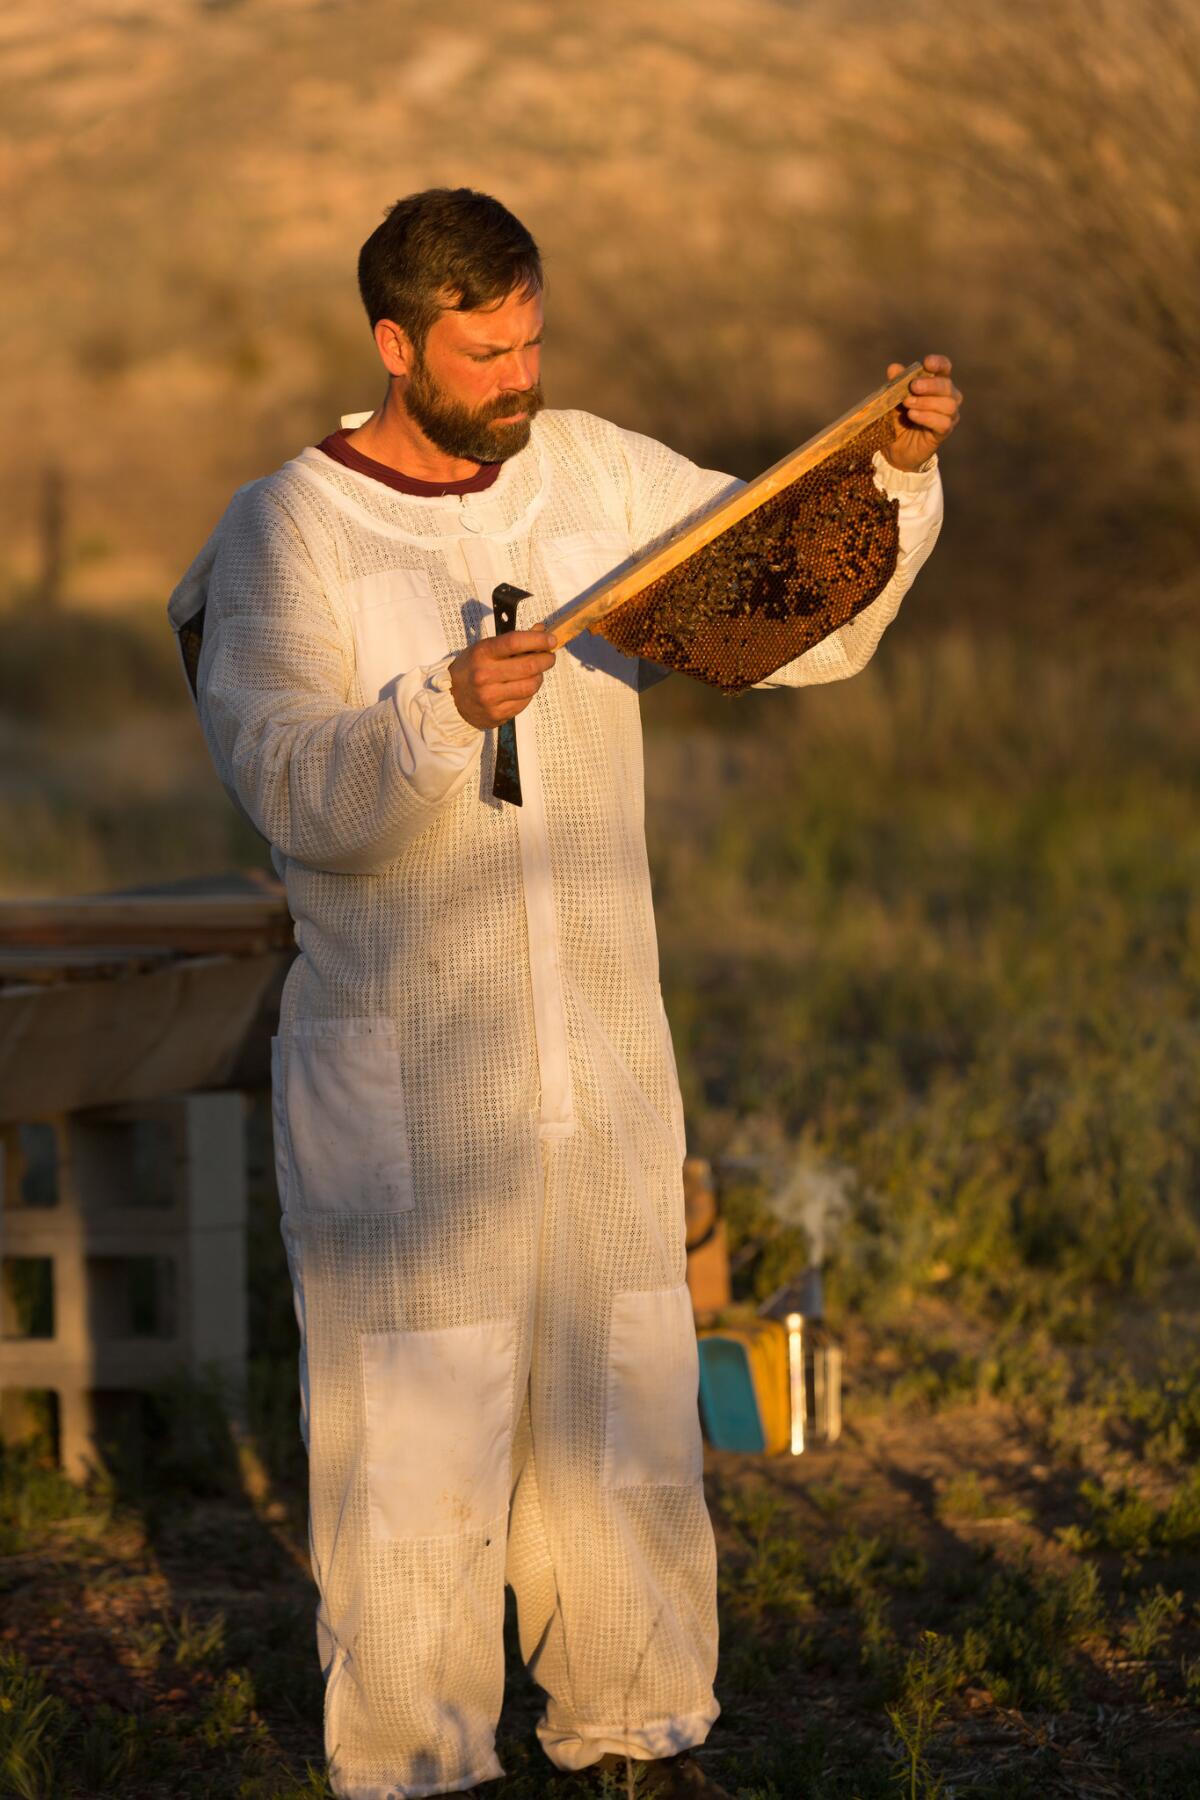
[1127,1585,1183,1660]
[821,1527,926,1604]
[886,1631,956,1800]
[0,1648,66,1800]
[126,1618,169,1668]
[199,1667,258,1749]
[937,1471,1031,1524]
[171,1605,228,1670]
[0,1443,91,1553]
[72,1704,153,1791]
[806,1476,853,1519]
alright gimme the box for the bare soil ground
[5,1373,1200,1798]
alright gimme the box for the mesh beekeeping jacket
[596,412,901,693]
[168,408,941,1796]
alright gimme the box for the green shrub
[1077,1469,1200,1555]
[956,1557,1104,1710]
[718,1483,812,1623]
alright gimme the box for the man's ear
[374,318,415,379]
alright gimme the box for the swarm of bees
[598,411,902,693]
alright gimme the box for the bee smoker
[761,1264,842,1453]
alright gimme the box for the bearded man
[169,188,959,1800]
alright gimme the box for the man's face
[403,287,545,464]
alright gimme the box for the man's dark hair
[358,188,542,353]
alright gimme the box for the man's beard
[404,358,545,465]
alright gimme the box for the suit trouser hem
[536,1699,720,1771]
[330,1750,504,1799]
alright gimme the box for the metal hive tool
[546,362,924,695]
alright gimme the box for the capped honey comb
[596,410,901,693]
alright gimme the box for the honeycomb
[598,410,902,692]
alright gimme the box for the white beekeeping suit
[168,408,941,1800]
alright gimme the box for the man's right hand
[448,628,558,729]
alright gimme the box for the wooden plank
[0,947,177,987]
[0,894,293,953]
[544,362,924,649]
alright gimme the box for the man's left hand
[883,354,962,471]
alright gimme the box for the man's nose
[502,348,538,392]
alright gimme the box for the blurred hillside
[2,0,1197,625]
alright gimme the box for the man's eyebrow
[470,331,545,354]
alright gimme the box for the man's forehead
[434,287,544,348]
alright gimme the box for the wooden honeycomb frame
[546,362,924,693]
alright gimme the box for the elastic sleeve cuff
[418,654,481,749]
[871,448,940,497]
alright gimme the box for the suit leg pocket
[361,1321,517,1541]
[277,1017,415,1216]
[605,1284,703,1488]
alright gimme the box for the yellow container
[696,1319,791,1454]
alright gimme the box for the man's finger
[903,411,956,434]
[484,673,543,703]
[476,674,548,705]
[491,691,540,720]
[904,395,959,416]
[478,684,546,713]
[921,353,953,375]
[478,651,556,684]
[904,401,957,422]
[484,627,557,658]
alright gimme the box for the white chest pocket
[539,529,631,610]
[344,568,452,704]
[539,530,641,690]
